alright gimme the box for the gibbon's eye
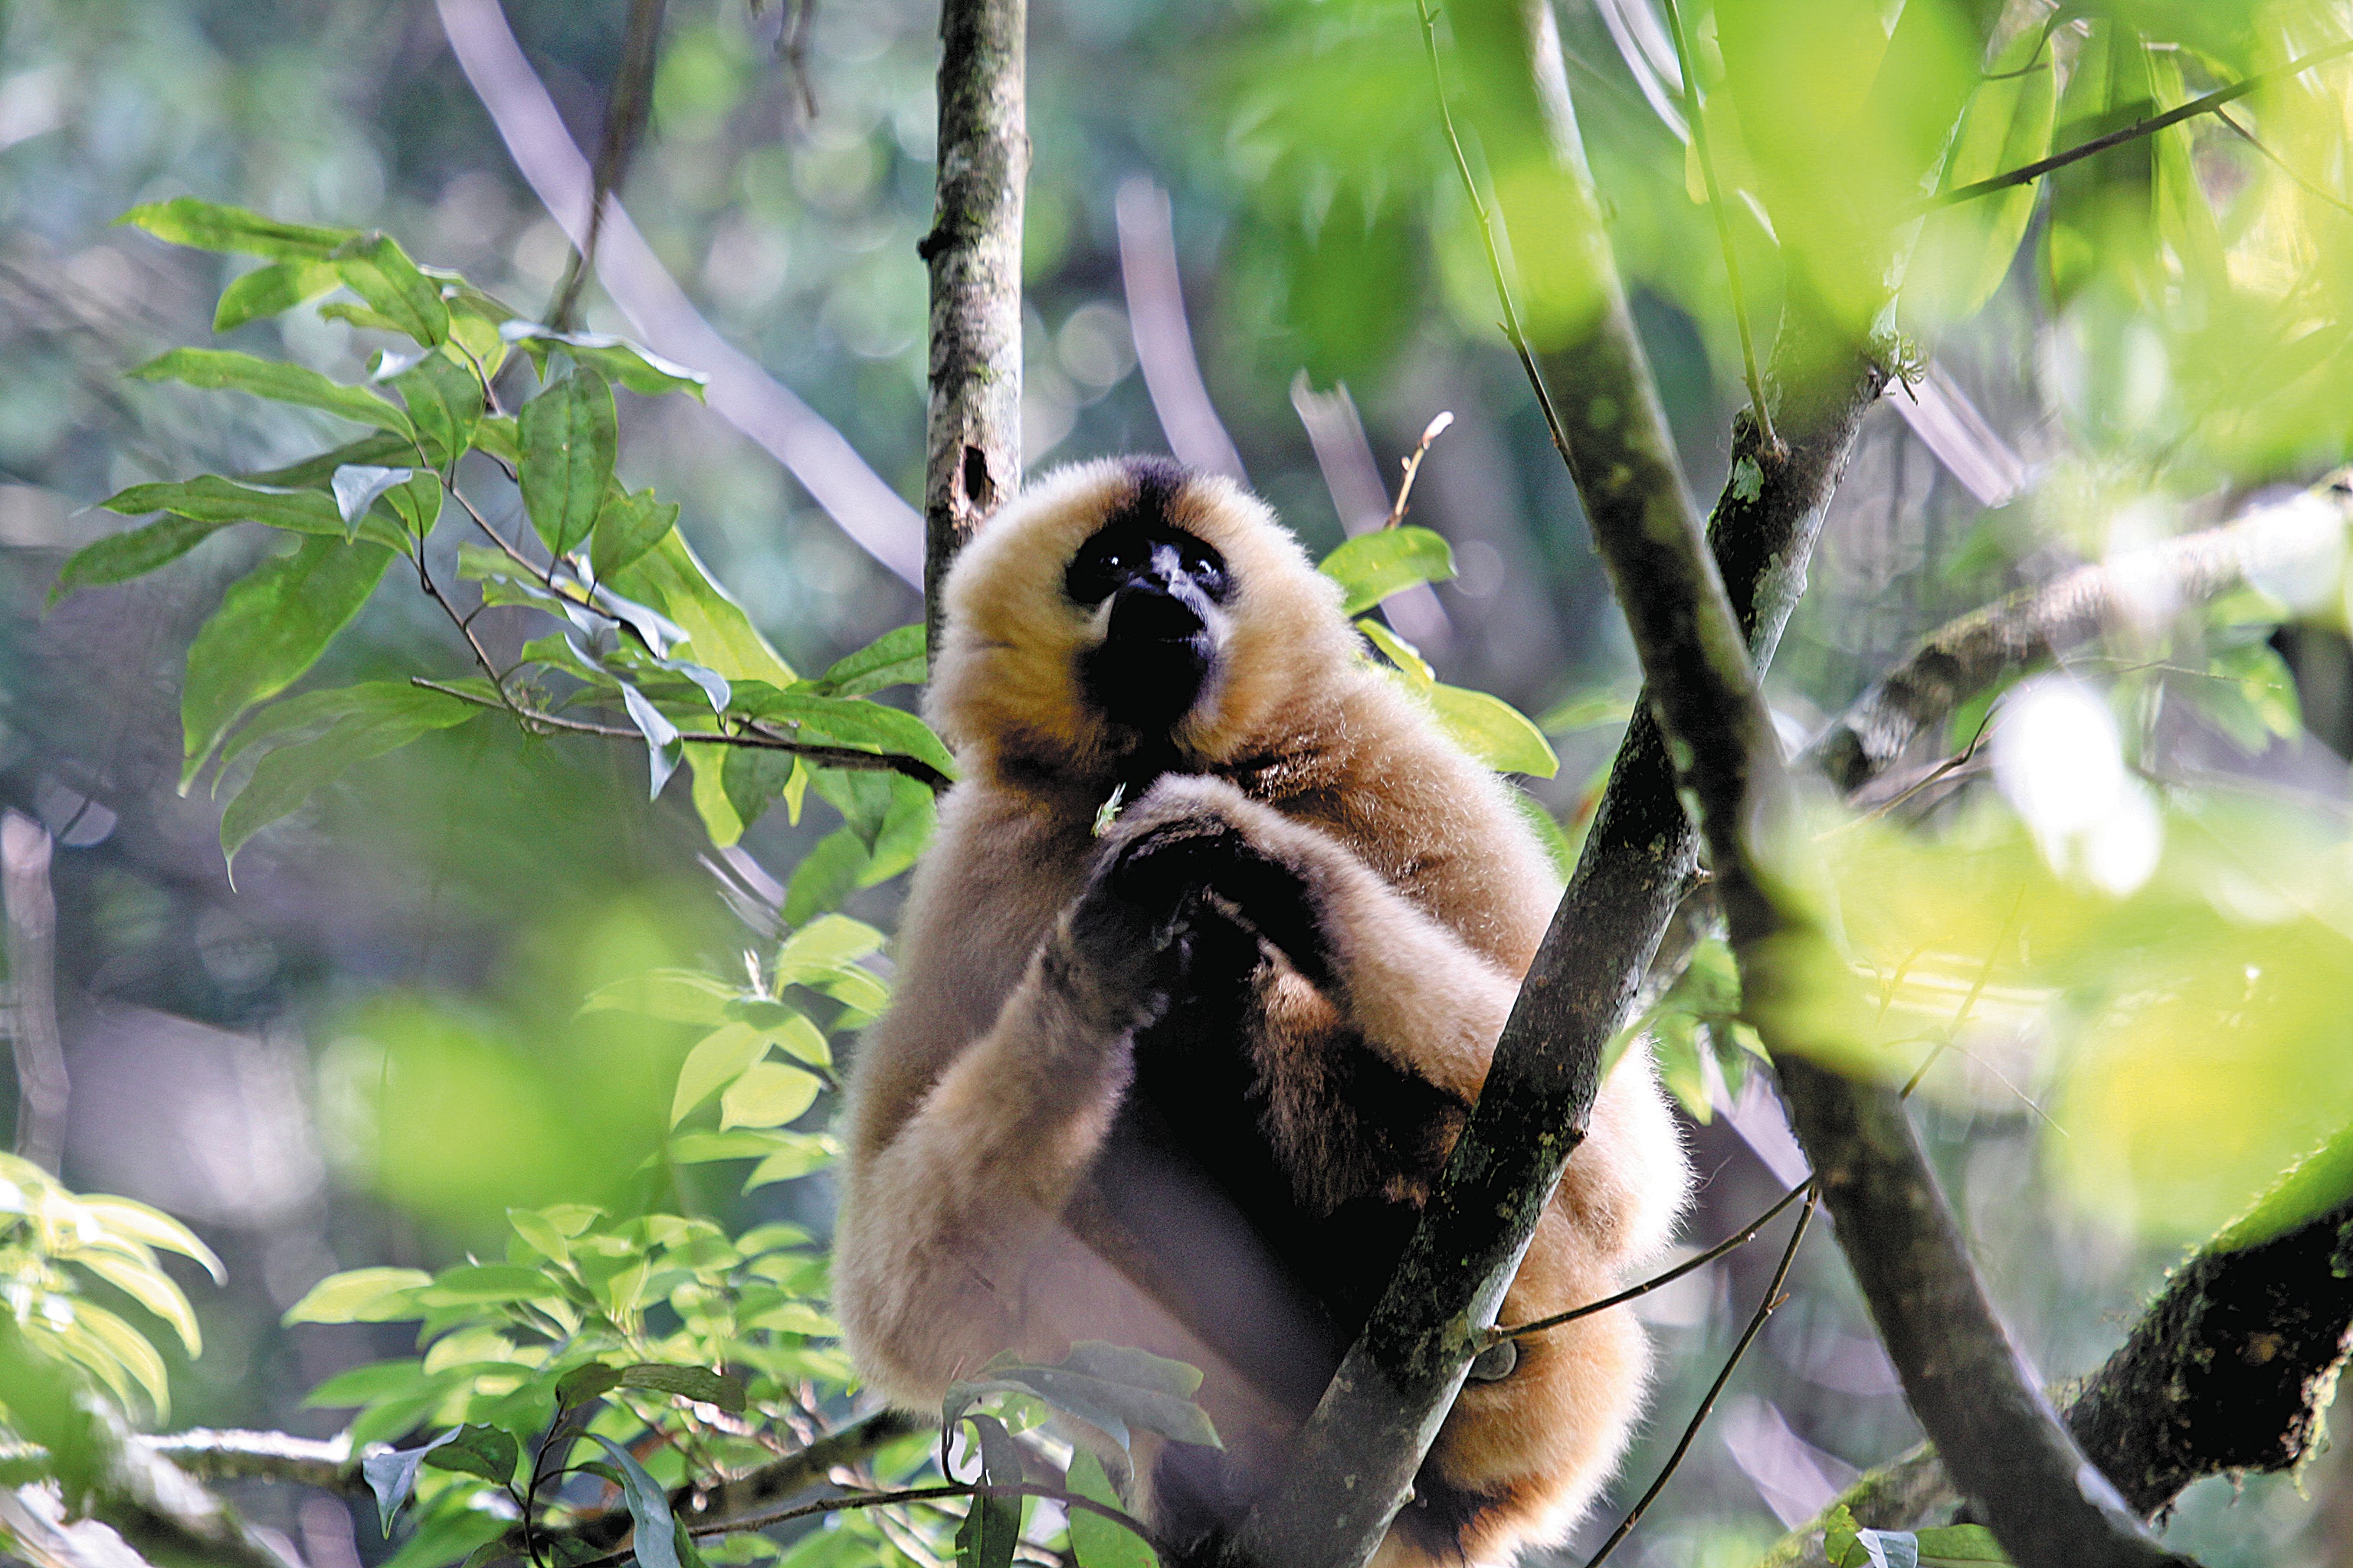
[1065,522,1231,609]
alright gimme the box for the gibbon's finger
[1103,809,1339,993]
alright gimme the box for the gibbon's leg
[1105,775,1521,1105]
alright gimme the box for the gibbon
[835,457,1689,1567]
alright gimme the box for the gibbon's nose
[1107,579,1205,643]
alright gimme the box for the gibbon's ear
[926,457,1357,777]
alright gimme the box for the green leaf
[119,198,356,260]
[1914,1524,2011,1565]
[1424,684,1559,777]
[730,686,956,781]
[582,969,737,1023]
[945,1343,1219,1454]
[1509,790,1576,881]
[97,474,395,548]
[618,1363,747,1412]
[1536,691,1634,734]
[304,1358,436,1409]
[555,1363,624,1406]
[1066,1449,1157,1568]
[742,1132,837,1190]
[605,530,797,688]
[588,1435,681,1568]
[672,1024,775,1127]
[954,1413,1021,1568]
[218,683,482,863]
[776,914,886,981]
[282,1266,431,1324]
[814,624,927,697]
[782,828,868,926]
[130,348,414,438]
[362,1429,460,1534]
[64,1301,173,1417]
[48,514,228,604]
[519,366,617,556]
[242,432,419,489]
[1908,25,2059,322]
[1318,526,1454,615]
[719,746,799,837]
[180,536,395,790]
[418,1264,567,1306]
[667,1129,799,1164]
[331,234,449,346]
[500,322,710,400]
[215,259,342,332]
[390,352,485,468]
[720,1062,822,1131]
[592,487,680,581]
[78,1196,224,1281]
[422,1424,519,1486]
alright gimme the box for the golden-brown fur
[835,459,1689,1566]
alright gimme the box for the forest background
[3,1,2353,1566]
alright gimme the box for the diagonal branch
[1804,473,2353,796]
[545,0,669,332]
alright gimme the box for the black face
[1069,463,1233,743]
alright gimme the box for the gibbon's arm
[1105,775,1525,1107]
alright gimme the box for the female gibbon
[834,457,1689,1567]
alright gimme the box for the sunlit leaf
[1319,526,1454,616]
[672,1024,775,1127]
[814,624,926,697]
[592,487,680,581]
[1067,1449,1158,1568]
[618,1363,746,1412]
[582,970,737,1024]
[119,198,356,260]
[215,259,342,332]
[283,1266,432,1324]
[421,1423,519,1485]
[719,1062,821,1131]
[331,234,449,346]
[67,1249,203,1357]
[954,1413,1021,1568]
[605,530,797,689]
[1423,684,1559,777]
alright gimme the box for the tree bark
[921,0,1028,651]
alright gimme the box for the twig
[1915,37,2353,214]
[1384,411,1453,529]
[2214,106,2353,219]
[1490,1179,1812,1343]
[1657,0,1777,453]
[410,679,954,792]
[1582,1184,1817,1566]
[546,0,669,332]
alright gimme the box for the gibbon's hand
[1090,777,1340,995]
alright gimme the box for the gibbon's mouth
[1080,611,1218,740]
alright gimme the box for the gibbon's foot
[1099,777,1339,994]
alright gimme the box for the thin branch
[1657,0,1776,453]
[1492,1179,1812,1343]
[1916,37,2353,214]
[410,679,955,793]
[546,0,668,333]
[919,0,1027,654]
[1583,1185,1817,1566]
[1385,411,1453,529]
[2214,107,2353,219]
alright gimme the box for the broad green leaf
[777,913,886,980]
[582,969,738,1024]
[181,537,394,790]
[67,1249,202,1357]
[1906,25,2059,323]
[1424,684,1559,777]
[668,1129,801,1164]
[389,353,484,468]
[471,415,521,466]
[331,234,448,346]
[741,1131,837,1190]
[605,530,796,688]
[724,1001,830,1065]
[954,1413,1021,1568]
[690,744,751,847]
[815,624,926,696]
[242,432,417,489]
[730,686,956,781]
[671,1024,775,1126]
[592,486,680,581]
[519,366,616,556]
[506,1209,571,1265]
[119,198,355,260]
[589,1435,682,1568]
[418,1264,567,1306]
[421,1424,519,1485]
[304,1359,438,1409]
[130,348,414,438]
[215,259,342,332]
[500,322,710,400]
[555,1363,624,1406]
[618,1363,747,1412]
[1318,526,1453,616]
[374,1498,506,1568]
[717,746,801,838]
[1067,1449,1157,1568]
[48,513,227,604]
[96,475,404,553]
[283,1267,431,1324]
[1913,1524,2011,1565]
[218,683,482,862]
[719,1062,821,1130]
[362,1429,460,1534]
[1537,691,1634,734]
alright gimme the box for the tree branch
[921,0,1027,652]
[545,0,669,333]
[3,810,68,1173]
[1804,472,2353,795]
